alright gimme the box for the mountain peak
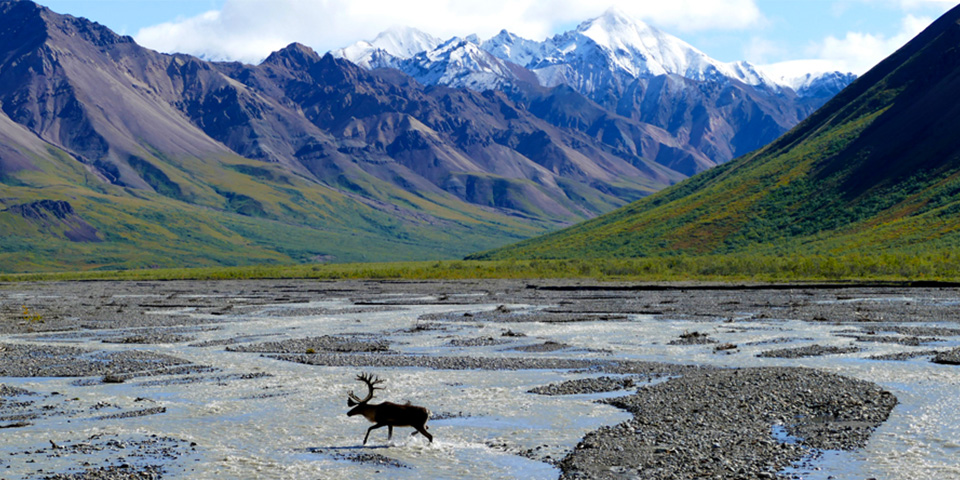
[0,0,134,52]
[543,8,780,88]
[262,42,321,68]
[555,8,713,80]
[402,35,534,90]
[771,70,858,95]
[370,26,441,58]
[480,29,541,67]
[580,7,656,41]
[332,25,440,69]
[596,6,644,27]
[0,1,49,59]
[0,0,44,17]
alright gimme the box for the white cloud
[761,13,933,78]
[134,0,764,64]
[759,59,852,85]
[743,36,785,65]
[528,0,764,33]
[815,14,931,73]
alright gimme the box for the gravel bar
[271,351,699,376]
[559,367,897,479]
[933,347,960,365]
[756,344,860,358]
[0,343,206,378]
[226,335,389,354]
[528,376,637,396]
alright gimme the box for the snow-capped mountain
[396,36,534,91]
[331,26,441,69]
[480,30,544,68]
[334,8,848,100]
[328,8,856,170]
[524,7,779,93]
[783,71,859,98]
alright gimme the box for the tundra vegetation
[2,253,960,283]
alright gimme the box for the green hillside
[0,1,668,274]
[0,143,543,272]
[471,6,960,261]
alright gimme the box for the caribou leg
[414,424,433,442]
[363,423,386,445]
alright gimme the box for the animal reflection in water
[346,372,433,445]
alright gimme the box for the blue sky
[36,0,956,78]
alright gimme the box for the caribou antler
[347,372,384,406]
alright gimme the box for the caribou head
[346,372,433,445]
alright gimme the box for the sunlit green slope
[0,141,542,272]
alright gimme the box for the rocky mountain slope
[0,2,520,270]
[471,4,960,260]
[0,1,701,271]
[336,9,856,173]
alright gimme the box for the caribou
[346,372,433,445]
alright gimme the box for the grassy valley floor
[3,253,960,283]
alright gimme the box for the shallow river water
[1,285,959,479]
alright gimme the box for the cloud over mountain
[134,0,765,64]
[761,13,933,79]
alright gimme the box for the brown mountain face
[615,75,805,170]
[563,69,849,178]
[511,83,712,175]
[0,1,233,190]
[0,0,694,227]
[205,44,689,218]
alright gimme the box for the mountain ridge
[334,10,855,171]
[0,0,718,271]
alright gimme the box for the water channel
[1,284,958,479]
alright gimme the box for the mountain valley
[473,4,960,262]
[0,1,854,271]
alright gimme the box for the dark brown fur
[346,373,433,445]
